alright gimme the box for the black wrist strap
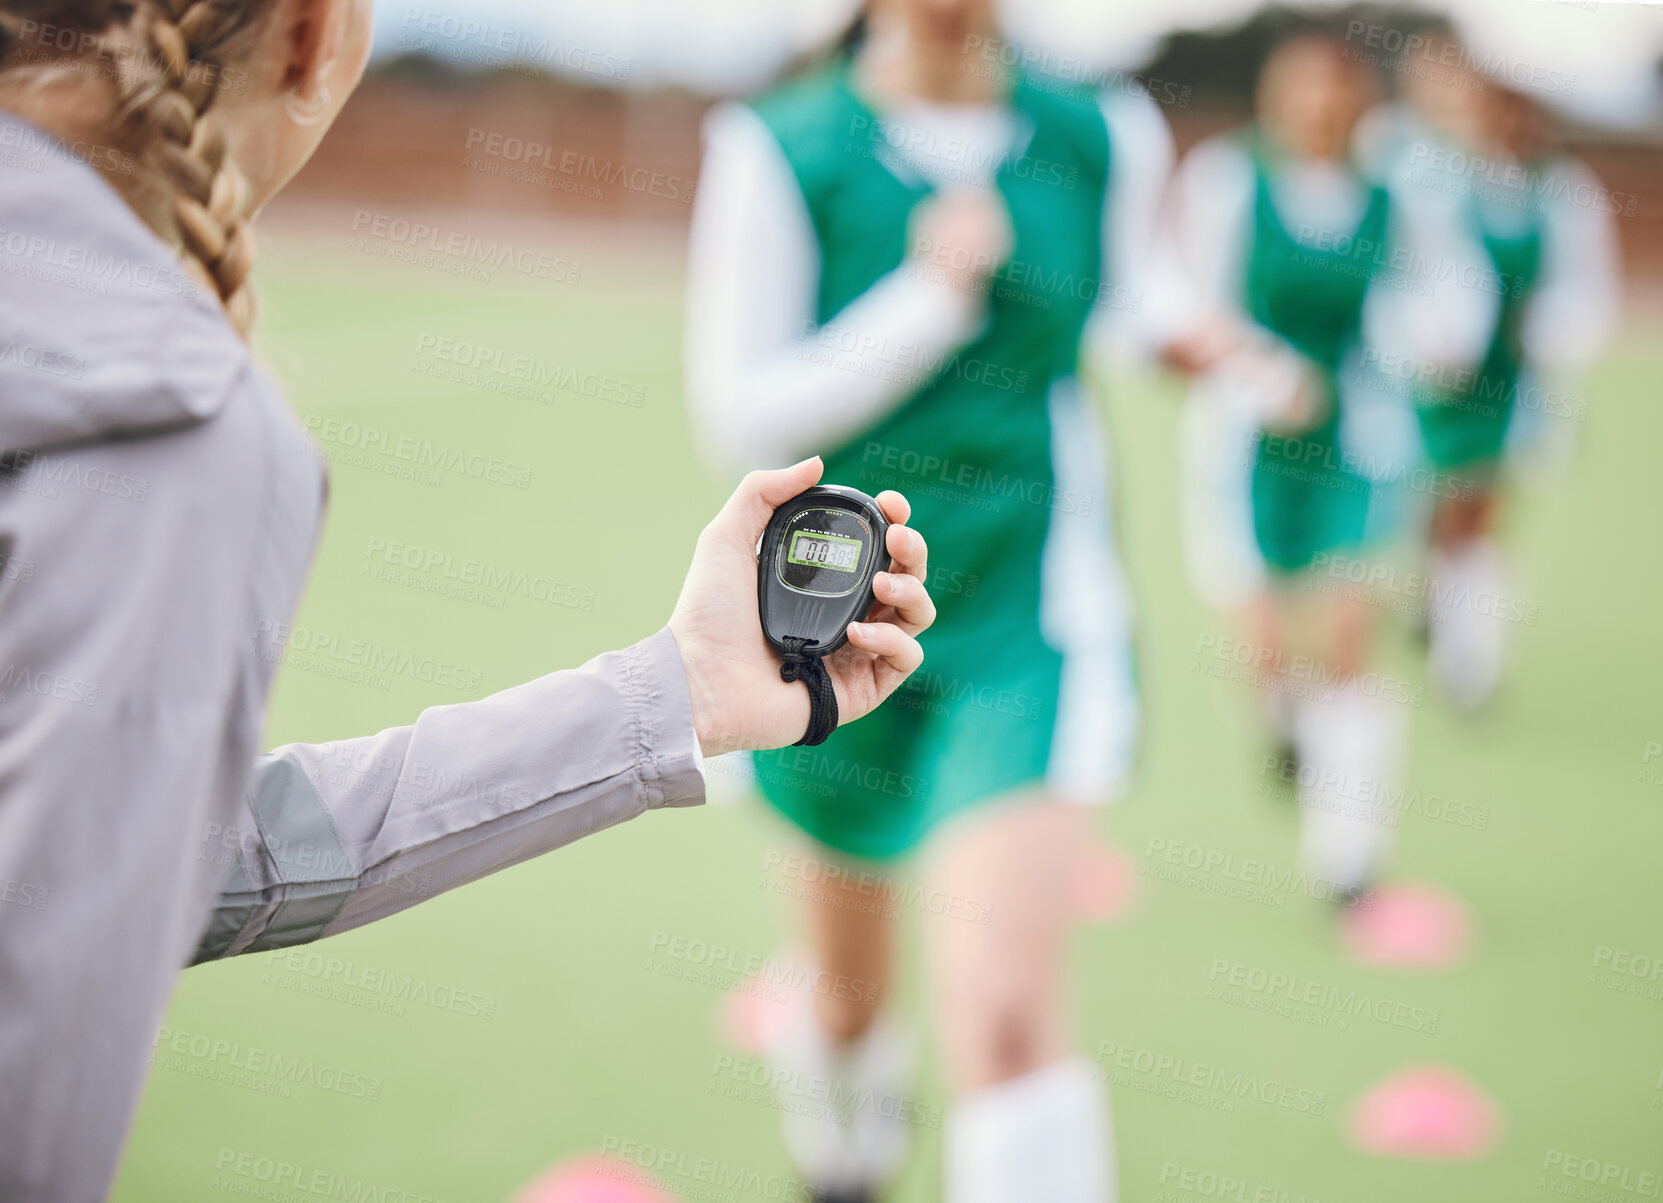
[779,636,838,746]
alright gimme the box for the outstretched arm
[192,628,705,961]
[194,459,934,963]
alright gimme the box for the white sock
[1427,537,1510,709]
[770,1004,916,1193]
[1293,677,1404,896]
[944,1058,1114,1203]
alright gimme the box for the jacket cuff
[634,627,707,809]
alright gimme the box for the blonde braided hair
[0,0,270,336]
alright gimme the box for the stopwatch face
[758,486,891,657]
[775,506,874,598]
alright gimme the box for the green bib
[749,59,1111,644]
[746,62,1119,859]
[1414,186,1546,471]
[1239,134,1389,573]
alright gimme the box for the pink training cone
[1348,1065,1501,1160]
[720,947,811,1054]
[1342,882,1473,970]
[721,976,795,1054]
[1071,838,1139,923]
[512,1155,676,1203]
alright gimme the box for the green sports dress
[745,63,1132,860]
[1413,191,1546,475]
[1239,137,1391,574]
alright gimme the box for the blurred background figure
[1161,32,1417,902]
[683,0,1176,1198]
[1361,24,1620,708]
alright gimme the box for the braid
[114,0,257,333]
[1,0,267,337]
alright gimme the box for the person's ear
[280,0,348,97]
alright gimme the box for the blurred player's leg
[768,850,911,1202]
[1248,593,1300,776]
[1268,587,1398,898]
[927,800,1114,1203]
[1178,382,1268,615]
[1426,492,1509,709]
[1294,678,1403,898]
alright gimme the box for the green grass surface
[112,226,1663,1202]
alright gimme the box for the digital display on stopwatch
[759,485,890,658]
[776,506,872,598]
[787,530,861,572]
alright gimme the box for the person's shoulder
[737,60,875,200]
[747,60,857,143]
[1525,151,1621,227]
[1094,87,1174,170]
[1169,129,1257,230]
[1009,67,1112,183]
[0,111,249,452]
[1352,101,1413,171]
[1530,150,1598,192]
[1180,128,1254,181]
[1013,67,1105,135]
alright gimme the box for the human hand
[906,187,1014,294]
[668,457,935,757]
[1224,339,1329,433]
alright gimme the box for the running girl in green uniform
[685,0,1177,1197]
[1164,34,1428,901]
[1368,57,1619,707]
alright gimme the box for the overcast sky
[372,0,1663,129]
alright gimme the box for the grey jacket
[0,111,705,1201]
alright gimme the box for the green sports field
[111,220,1663,1202]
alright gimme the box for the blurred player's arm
[191,630,704,963]
[1521,156,1621,374]
[1357,196,1498,385]
[1084,89,1217,369]
[1154,133,1324,427]
[684,102,991,472]
[1357,125,1508,381]
[1149,132,1264,375]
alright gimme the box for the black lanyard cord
[778,636,839,746]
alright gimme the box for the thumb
[722,456,824,538]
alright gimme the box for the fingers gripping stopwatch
[756,485,891,745]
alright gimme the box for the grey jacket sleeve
[191,627,705,963]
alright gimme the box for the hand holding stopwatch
[757,485,892,746]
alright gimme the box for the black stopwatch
[758,485,891,745]
[759,485,891,656]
